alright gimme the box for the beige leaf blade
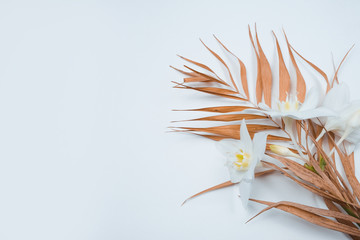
[324,198,360,238]
[283,31,306,102]
[268,153,339,195]
[177,124,279,139]
[349,152,355,176]
[249,199,360,236]
[255,27,272,107]
[192,133,227,141]
[273,32,291,101]
[178,54,216,73]
[173,81,245,101]
[182,170,274,205]
[182,181,234,205]
[332,45,355,87]
[199,39,238,93]
[213,35,249,98]
[184,76,216,83]
[189,133,290,142]
[267,135,291,141]
[175,113,267,122]
[290,46,330,91]
[175,86,239,95]
[332,142,360,202]
[239,58,249,99]
[249,200,360,224]
[262,161,344,203]
[248,26,263,104]
[173,106,253,113]
[170,65,198,77]
[183,65,229,86]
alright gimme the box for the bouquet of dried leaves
[171,26,360,239]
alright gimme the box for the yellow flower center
[234,149,251,170]
[277,96,300,113]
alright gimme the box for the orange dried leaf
[173,81,245,101]
[184,76,216,83]
[267,135,291,141]
[183,65,229,86]
[332,45,354,87]
[200,39,238,93]
[213,35,249,98]
[178,54,215,73]
[255,27,272,107]
[324,198,360,234]
[249,199,360,236]
[250,200,360,225]
[349,152,355,176]
[262,161,342,203]
[248,26,263,104]
[284,31,306,102]
[334,144,360,202]
[180,113,267,122]
[273,32,291,101]
[182,170,274,205]
[268,153,339,195]
[290,46,330,91]
[192,133,289,142]
[170,65,198,77]
[178,124,279,139]
[182,181,234,205]
[173,106,253,113]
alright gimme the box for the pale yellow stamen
[277,95,300,113]
[233,150,251,170]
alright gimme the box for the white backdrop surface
[0,0,359,239]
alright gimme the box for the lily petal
[300,86,322,111]
[240,119,252,152]
[248,132,268,179]
[239,179,252,207]
[226,164,246,183]
[322,83,350,112]
[286,107,335,120]
[216,139,243,157]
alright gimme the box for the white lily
[254,88,334,158]
[258,87,334,120]
[216,120,267,207]
[317,83,360,151]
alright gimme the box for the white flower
[318,83,360,148]
[216,120,267,207]
[251,87,335,158]
[258,87,334,120]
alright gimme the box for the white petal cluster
[258,86,334,120]
[216,120,267,207]
[319,83,360,147]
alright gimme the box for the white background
[0,0,359,239]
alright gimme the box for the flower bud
[269,145,301,159]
